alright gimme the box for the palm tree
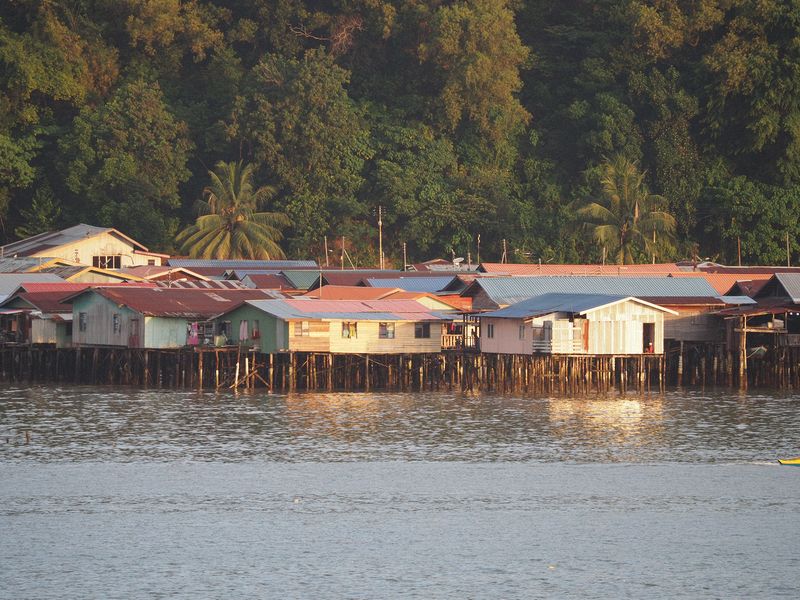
[578,156,676,264]
[176,161,290,259]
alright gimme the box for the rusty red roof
[285,298,445,313]
[70,287,272,318]
[302,285,399,300]
[478,263,684,276]
[16,291,77,313]
[242,274,295,290]
[19,282,156,293]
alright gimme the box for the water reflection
[0,386,798,463]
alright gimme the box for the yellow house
[0,224,167,268]
[216,298,452,354]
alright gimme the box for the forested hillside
[2,1,798,265]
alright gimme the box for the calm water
[1,386,799,598]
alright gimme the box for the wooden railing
[441,334,479,351]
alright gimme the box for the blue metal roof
[718,295,757,305]
[774,273,800,303]
[481,293,635,319]
[366,276,456,292]
[469,276,720,305]
[167,259,318,269]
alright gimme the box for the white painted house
[479,293,676,355]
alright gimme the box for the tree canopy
[1,1,799,265]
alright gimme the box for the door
[129,318,141,348]
[643,322,655,354]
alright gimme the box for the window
[342,322,357,338]
[379,322,395,339]
[519,324,526,340]
[253,319,260,340]
[147,259,156,266]
[294,321,309,337]
[112,313,121,334]
[486,323,494,339]
[78,312,87,332]
[93,255,121,269]
[414,322,431,339]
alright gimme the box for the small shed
[479,293,676,355]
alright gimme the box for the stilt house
[479,293,676,355]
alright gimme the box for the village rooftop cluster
[1,224,799,382]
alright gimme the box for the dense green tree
[698,173,800,265]
[578,156,676,264]
[229,48,371,255]
[176,160,289,259]
[0,0,798,264]
[14,183,61,239]
[58,79,192,249]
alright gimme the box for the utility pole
[378,205,384,270]
[324,236,329,268]
[501,239,507,264]
[402,242,407,272]
[341,236,345,270]
[787,231,791,267]
[652,228,656,264]
[737,236,742,267]
[476,234,481,265]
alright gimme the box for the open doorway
[643,322,655,353]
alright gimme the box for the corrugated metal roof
[75,288,272,318]
[227,298,451,322]
[465,276,720,305]
[154,280,247,289]
[478,263,684,275]
[774,273,800,303]
[241,274,294,290]
[224,269,284,280]
[167,259,318,269]
[0,273,65,302]
[13,291,78,313]
[718,295,757,305]
[120,266,209,281]
[669,272,773,294]
[366,276,457,292]
[302,285,399,300]
[0,224,149,256]
[286,299,439,313]
[0,257,59,273]
[281,270,323,290]
[480,294,630,318]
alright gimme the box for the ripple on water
[0,385,799,463]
